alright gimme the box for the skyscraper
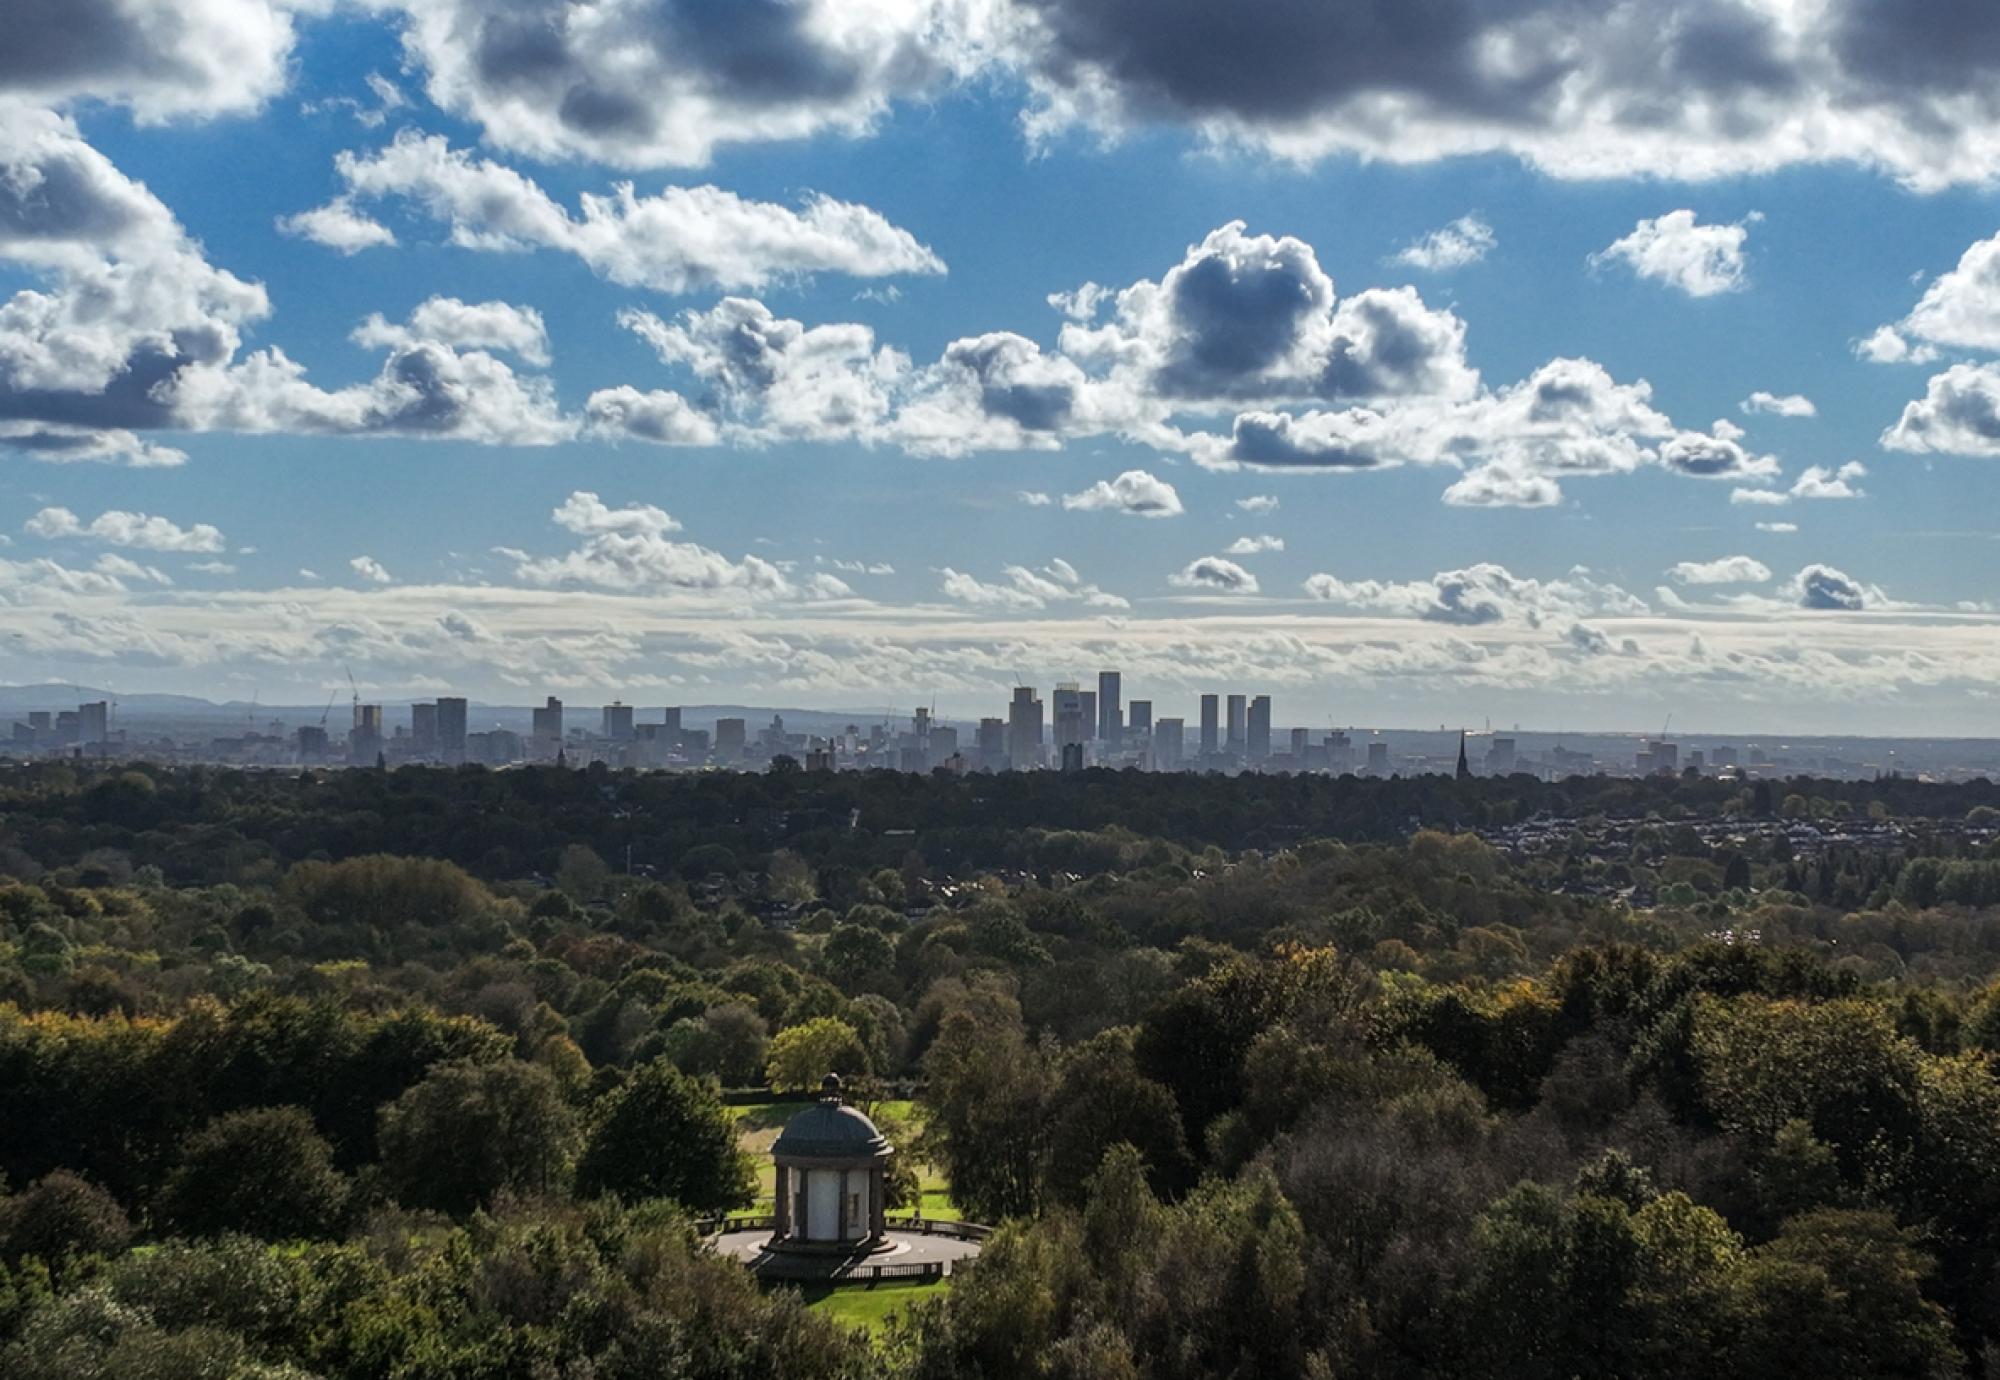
[977,717,1007,772]
[437,696,467,762]
[929,726,958,763]
[1153,717,1184,770]
[715,717,747,759]
[1098,670,1122,747]
[1327,730,1353,774]
[1226,694,1247,755]
[1199,694,1219,758]
[1007,685,1043,770]
[78,700,108,747]
[1052,682,1086,750]
[532,697,563,743]
[1127,699,1152,739]
[1247,695,1271,760]
[295,725,328,764]
[602,702,634,741]
[411,701,438,756]
[1079,690,1097,741]
[350,704,383,764]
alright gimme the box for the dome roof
[771,1076,893,1160]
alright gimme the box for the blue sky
[6,0,2000,733]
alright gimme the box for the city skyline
[16,669,2000,787]
[9,5,2000,733]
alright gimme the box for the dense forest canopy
[3,761,2000,1376]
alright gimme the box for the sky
[7,1,2000,734]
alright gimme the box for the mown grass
[799,1278,950,1338]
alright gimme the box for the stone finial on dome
[819,1072,843,1102]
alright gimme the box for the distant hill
[0,686,947,733]
[0,685,238,716]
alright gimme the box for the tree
[921,1010,1054,1222]
[821,924,895,991]
[0,1171,130,1266]
[378,1060,578,1214]
[555,844,609,902]
[765,1017,869,1092]
[575,1061,753,1212]
[1044,1029,1191,1206]
[767,850,817,905]
[156,1107,348,1241]
[1723,853,1752,891]
[1735,1211,1960,1379]
[1690,996,1921,1179]
[665,1002,769,1086]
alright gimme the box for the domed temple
[711,1073,989,1283]
[768,1074,893,1252]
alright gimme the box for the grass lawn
[729,1100,791,1211]
[799,1278,950,1338]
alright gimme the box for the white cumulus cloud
[1592,211,1758,297]
[1061,468,1183,518]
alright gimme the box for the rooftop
[770,1074,893,1160]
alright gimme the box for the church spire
[1456,731,1472,781]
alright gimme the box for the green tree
[767,850,818,905]
[921,1009,1054,1222]
[555,844,609,902]
[821,924,895,991]
[765,1017,869,1092]
[1044,1029,1191,1206]
[664,1002,769,1085]
[575,1061,753,1211]
[378,1059,578,1214]
[156,1107,348,1241]
[1735,1211,1960,1379]
[1691,996,1921,1179]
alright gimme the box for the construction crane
[345,665,360,727]
[1660,712,1673,740]
[318,689,337,727]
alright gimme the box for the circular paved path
[712,1227,982,1282]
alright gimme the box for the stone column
[838,1168,851,1240]
[871,1165,887,1239]
[774,1165,789,1239]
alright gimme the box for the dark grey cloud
[944,336,1076,432]
[1008,0,2000,186]
[0,0,295,119]
[1155,233,1330,395]
[375,0,2000,184]
[1831,0,2000,94]
[1795,564,1868,611]
[396,0,958,167]
[0,142,151,247]
[1224,411,1392,468]
[1090,223,1476,409]
[0,346,191,432]
[1657,431,1777,480]
[1015,0,1579,124]
[1883,363,2000,456]
[1421,572,1510,626]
